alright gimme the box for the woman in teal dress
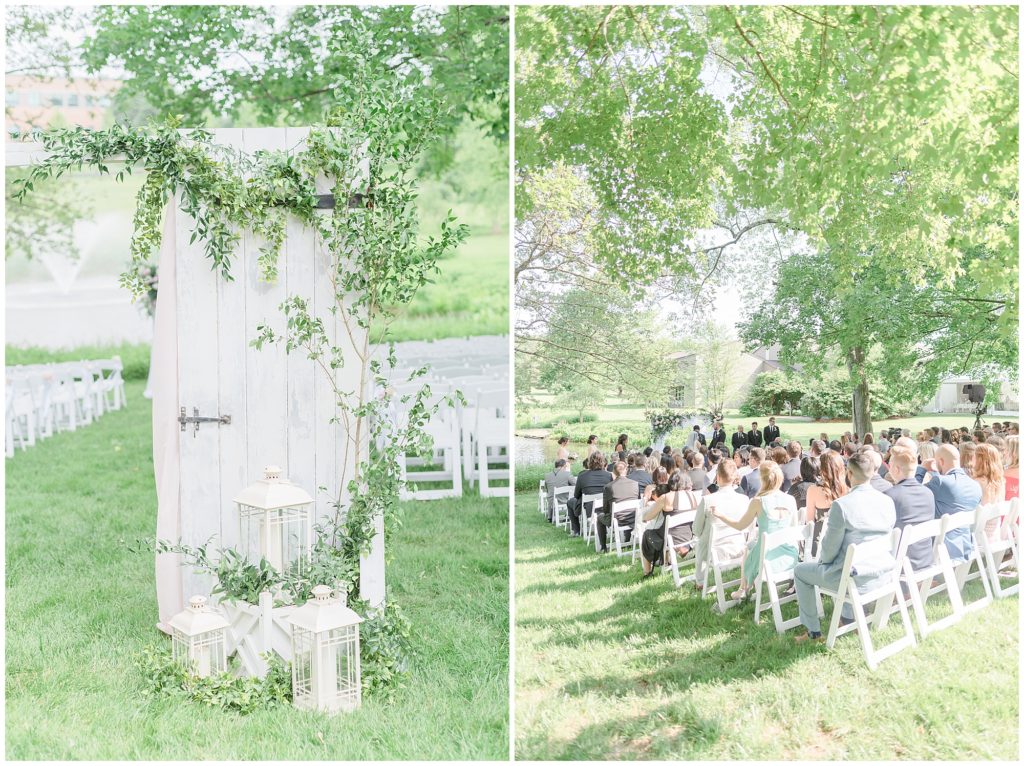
[713,460,799,601]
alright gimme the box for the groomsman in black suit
[747,421,763,448]
[763,417,781,445]
[710,421,727,450]
[731,424,748,451]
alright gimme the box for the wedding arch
[11,75,467,680]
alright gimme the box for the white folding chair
[538,480,548,517]
[895,518,963,638]
[610,498,640,558]
[703,524,749,614]
[582,493,602,545]
[398,412,464,501]
[663,510,698,587]
[817,531,917,670]
[752,524,807,634]
[96,356,126,411]
[974,500,1018,599]
[938,509,993,614]
[551,486,571,529]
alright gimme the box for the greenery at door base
[14,52,468,695]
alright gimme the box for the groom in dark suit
[763,417,781,445]
[747,422,763,448]
[709,421,727,450]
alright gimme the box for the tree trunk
[847,346,873,438]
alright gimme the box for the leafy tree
[516,5,1018,435]
[82,5,509,143]
[553,377,607,424]
[740,369,803,417]
[677,321,744,421]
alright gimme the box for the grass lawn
[377,230,509,343]
[514,492,1019,760]
[6,381,509,760]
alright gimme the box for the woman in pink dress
[1005,435,1018,500]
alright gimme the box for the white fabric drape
[152,205,182,633]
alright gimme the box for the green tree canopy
[81,5,509,141]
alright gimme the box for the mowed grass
[379,231,509,342]
[6,381,509,760]
[514,492,1019,760]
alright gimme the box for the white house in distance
[668,344,1019,417]
[667,344,786,410]
[923,376,1019,416]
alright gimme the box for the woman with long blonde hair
[974,443,1007,543]
[1005,436,1019,500]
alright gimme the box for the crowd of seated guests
[543,418,1019,641]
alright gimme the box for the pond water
[515,435,589,467]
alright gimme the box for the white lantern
[289,584,364,713]
[234,465,314,574]
[169,595,230,677]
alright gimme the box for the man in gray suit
[597,461,639,553]
[780,441,803,488]
[543,459,576,522]
[793,452,898,643]
[884,448,936,571]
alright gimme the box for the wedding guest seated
[828,439,843,453]
[596,460,640,553]
[804,451,848,555]
[877,431,891,453]
[809,439,826,458]
[687,452,708,493]
[627,453,654,496]
[693,461,750,590]
[734,446,753,479]
[705,448,724,486]
[643,446,654,458]
[714,460,799,601]
[885,448,936,571]
[955,441,976,476]
[973,443,1006,543]
[1005,436,1019,500]
[568,452,612,538]
[780,441,802,489]
[793,452,898,643]
[639,470,700,576]
[740,447,766,498]
[859,447,892,492]
[922,444,983,562]
[543,458,576,522]
[788,455,820,510]
[643,465,669,503]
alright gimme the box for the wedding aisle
[5,381,508,760]
[513,491,1018,760]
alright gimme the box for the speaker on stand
[963,384,987,431]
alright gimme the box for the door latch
[179,406,231,437]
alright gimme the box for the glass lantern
[234,465,314,574]
[289,584,364,713]
[169,595,230,677]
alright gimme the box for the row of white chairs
[6,358,127,458]
[386,374,510,501]
[537,484,1018,670]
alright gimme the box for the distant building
[666,344,788,410]
[5,75,118,135]
[923,376,1019,416]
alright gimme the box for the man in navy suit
[885,448,937,571]
[740,447,765,498]
[923,444,982,562]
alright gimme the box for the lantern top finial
[233,466,314,509]
[311,584,332,602]
[189,595,209,612]
[289,583,364,633]
[169,594,230,635]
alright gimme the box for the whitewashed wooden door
[171,128,379,606]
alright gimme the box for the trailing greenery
[5,342,151,380]
[137,646,292,715]
[6,382,509,759]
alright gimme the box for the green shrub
[6,342,151,381]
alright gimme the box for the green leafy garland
[17,57,466,698]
